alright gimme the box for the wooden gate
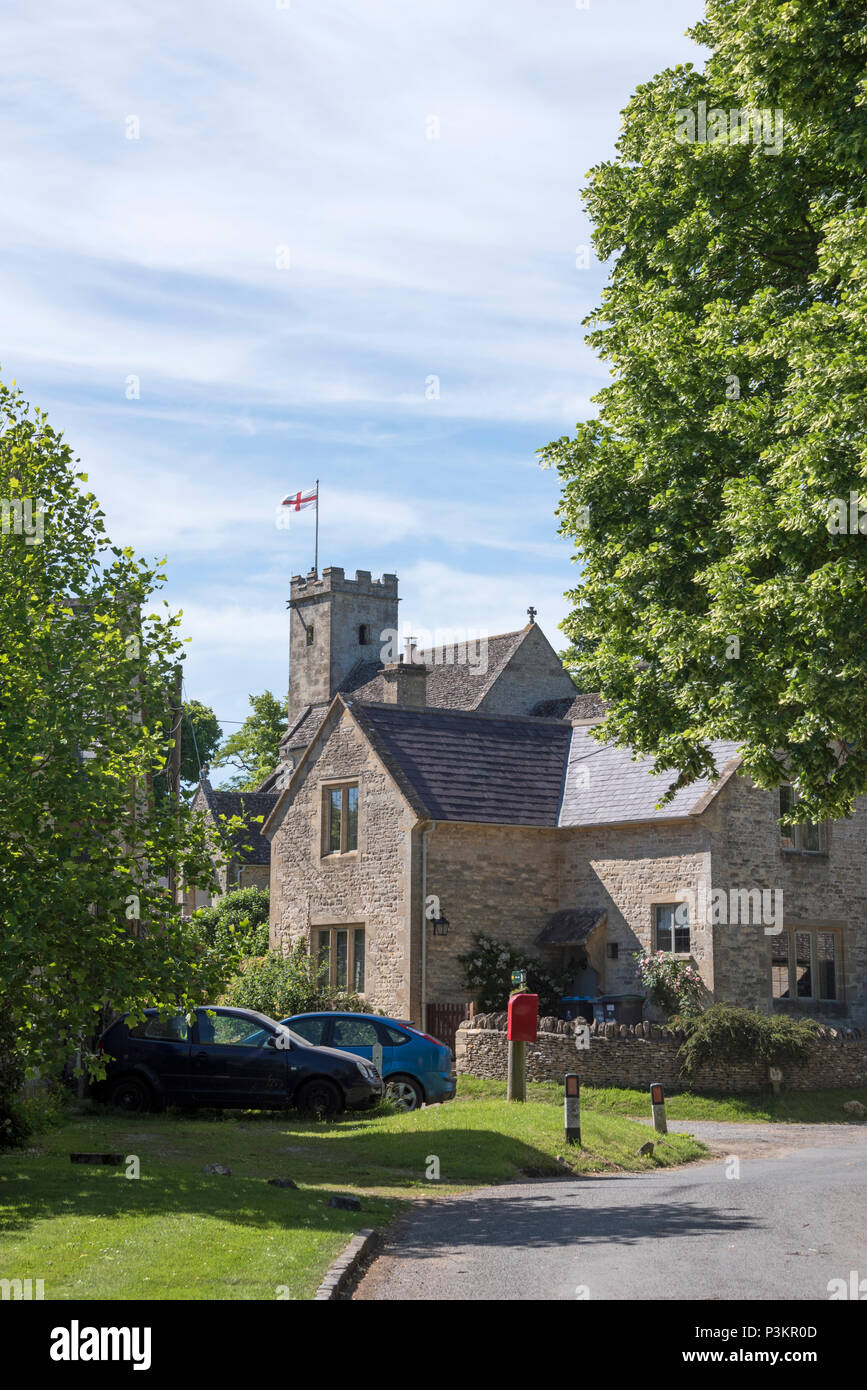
[425,1002,468,1055]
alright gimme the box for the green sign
[511,969,526,988]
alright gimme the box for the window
[817,931,838,1000]
[770,929,839,1002]
[779,784,823,852]
[655,902,690,954]
[129,1013,187,1042]
[771,934,790,999]
[795,931,813,998]
[358,623,371,645]
[316,927,365,993]
[305,623,314,646]
[382,1025,410,1046]
[289,1017,328,1045]
[197,1011,269,1047]
[324,783,359,854]
[332,1018,379,1048]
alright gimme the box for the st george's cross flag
[281,485,318,511]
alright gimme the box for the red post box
[507,992,538,1042]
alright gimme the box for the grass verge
[0,1091,704,1300]
[459,1076,867,1123]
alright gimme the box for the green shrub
[14,1082,66,1137]
[193,887,270,958]
[0,1012,29,1150]
[458,932,564,1014]
[678,1004,820,1077]
[223,941,367,1019]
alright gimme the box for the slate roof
[531,692,606,721]
[200,781,278,862]
[338,629,526,711]
[283,703,329,748]
[348,702,572,826]
[558,727,742,827]
[536,908,607,946]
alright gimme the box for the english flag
[281,486,318,511]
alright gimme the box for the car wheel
[385,1075,423,1112]
[296,1079,343,1118]
[107,1076,154,1113]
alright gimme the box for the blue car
[281,1012,456,1112]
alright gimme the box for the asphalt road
[354,1121,867,1300]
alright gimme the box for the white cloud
[4,0,700,715]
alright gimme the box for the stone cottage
[262,565,867,1039]
[182,778,276,913]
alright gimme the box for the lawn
[459,1076,867,1124]
[0,1088,705,1301]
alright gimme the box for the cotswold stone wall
[455,1016,867,1093]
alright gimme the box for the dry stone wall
[456,1016,867,1093]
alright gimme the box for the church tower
[287,566,399,725]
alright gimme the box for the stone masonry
[267,702,421,1019]
[287,567,398,725]
[456,1017,867,1093]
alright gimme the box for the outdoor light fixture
[431,913,450,936]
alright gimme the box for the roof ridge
[417,626,524,653]
[347,699,570,728]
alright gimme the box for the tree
[152,700,222,800]
[541,0,867,825]
[0,378,243,1101]
[181,701,222,789]
[223,941,367,1018]
[212,690,287,790]
[194,886,270,958]
[152,699,222,801]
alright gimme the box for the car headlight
[356,1061,379,1081]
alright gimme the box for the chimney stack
[382,656,427,707]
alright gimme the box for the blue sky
[3,0,702,760]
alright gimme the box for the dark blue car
[94,1005,382,1116]
[281,1012,456,1112]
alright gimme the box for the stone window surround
[770,920,845,1006]
[646,890,698,961]
[778,783,828,856]
[319,777,362,862]
[311,921,366,993]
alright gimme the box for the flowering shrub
[633,950,704,1018]
[458,933,564,1014]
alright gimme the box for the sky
[3,0,703,767]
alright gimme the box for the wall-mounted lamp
[431,913,450,937]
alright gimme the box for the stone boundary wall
[455,1014,867,1093]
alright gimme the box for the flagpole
[314,479,319,575]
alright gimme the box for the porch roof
[536,908,607,946]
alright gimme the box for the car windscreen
[242,1024,307,1049]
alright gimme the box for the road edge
[314,1227,380,1301]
